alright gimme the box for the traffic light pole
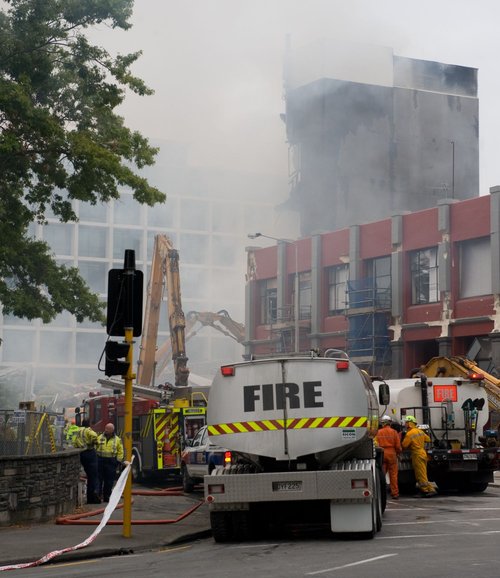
[123,325,134,538]
[122,250,136,539]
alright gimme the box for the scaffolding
[346,278,391,375]
[269,305,311,354]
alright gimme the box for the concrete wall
[0,450,81,526]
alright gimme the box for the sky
[94,0,500,195]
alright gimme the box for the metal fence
[0,410,66,456]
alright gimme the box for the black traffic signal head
[104,341,131,377]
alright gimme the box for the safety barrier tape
[208,416,368,436]
[0,462,132,572]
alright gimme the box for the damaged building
[282,40,479,235]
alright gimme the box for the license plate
[272,481,302,492]
[462,453,477,460]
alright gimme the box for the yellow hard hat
[405,415,417,424]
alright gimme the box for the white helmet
[380,415,392,423]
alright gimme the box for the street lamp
[247,232,300,353]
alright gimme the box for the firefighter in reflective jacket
[96,423,126,502]
[72,420,100,504]
[375,415,402,499]
[402,415,438,497]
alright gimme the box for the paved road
[9,486,500,577]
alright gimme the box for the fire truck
[373,360,500,493]
[81,383,207,481]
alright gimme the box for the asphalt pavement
[1,472,499,570]
[0,483,211,570]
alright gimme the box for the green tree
[0,0,165,323]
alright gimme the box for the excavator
[136,234,189,388]
[136,234,245,388]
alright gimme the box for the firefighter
[402,415,438,497]
[72,420,101,504]
[65,419,79,444]
[375,415,402,499]
[96,423,127,502]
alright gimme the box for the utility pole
[105,250,143,539]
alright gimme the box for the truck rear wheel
[211,511,233,542]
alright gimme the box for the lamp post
[248,232,299,353]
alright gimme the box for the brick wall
[0,450,81,526]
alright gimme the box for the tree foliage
[0,0,165,323]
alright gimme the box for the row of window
[258,238,491,324]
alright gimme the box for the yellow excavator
[136,234,245,388]
[136,234,189,388]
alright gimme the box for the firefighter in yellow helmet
[402,415,438,497]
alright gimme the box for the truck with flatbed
[204,350,389,541]
[373,372,500,493]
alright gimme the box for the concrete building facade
[283,42,479,236]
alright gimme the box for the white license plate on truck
[272,481,302,492]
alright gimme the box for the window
[180,199,210,231]
[43,223,74,256]
[78,261,107,294]
[79,201,108,223]
[411,247,439,304]
[328,265,348,314]
[460,237,491,298]
[180,233,209,265]
[78,226,107,258]
[368,256,391,309]
[292,271,311,320]
[113,228,142,260]
[114,192,142,226]
[259,279,277,324]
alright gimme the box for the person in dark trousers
[96,423,127,502]
[72,419,100,504]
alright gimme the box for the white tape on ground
[0,462,131,572]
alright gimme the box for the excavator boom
[136,235,189,388]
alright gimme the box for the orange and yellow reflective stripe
[208,416,367,436]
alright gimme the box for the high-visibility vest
[72,426,98,450]
[96,433,124,462]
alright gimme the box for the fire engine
[80,383,207,481]
[373,357,500,493]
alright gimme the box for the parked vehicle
[180,425,231,492]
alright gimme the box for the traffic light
[104,341,131,377]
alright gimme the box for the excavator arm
[136,234,189,388]
[152,310,245,384]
